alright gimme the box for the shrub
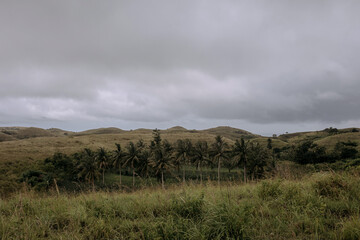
[258,180,282,200]
[312,173,349,200]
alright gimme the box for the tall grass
[1,171,360,239]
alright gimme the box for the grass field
[1,171,360,239]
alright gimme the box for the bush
[312,173,349,200]
[258,180,282,200]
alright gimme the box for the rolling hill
[0,125,359,196]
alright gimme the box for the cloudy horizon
[1,0,360,136]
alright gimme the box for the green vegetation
[1,126,360,238]
[14,130,275,194]
[2,171,360,239]
[0,126,359,195]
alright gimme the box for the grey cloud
[1,0,360,134]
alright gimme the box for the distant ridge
[74,127,125,136]
[0,132,16,141]
[0,125,259,142]
[47,128,74,136]
[166,126,188,131]
[132,128,153,134]
[0,127,53,140]
[16,127,53,139]
[201,126,259,140]
[1,126,358,144]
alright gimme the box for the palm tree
[150,139,173,189]
[124,142,140,188]
[247,142,270,180]
[232,138,250,183]
[174,139,193,184]
[211,135,229,186]
[112,143,126,187]
[97,147,109,185]
[192,140,210,184]
[138,149,151,179]
[77,148,100,191]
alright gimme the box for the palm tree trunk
[92,177,95,192]
[244,159,247,183]
[218,157,221,186]
[132,159,135,188]
[53,178,60,196]
[161,170,164,189]
[119,165,122,187]
[183,166,186,184]
[200,162,203,185]
[183,155,187,184]
[102,168,105,185]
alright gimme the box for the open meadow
[1,171,360,239]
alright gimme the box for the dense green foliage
[19,130,276,192]
[16,129,360,193]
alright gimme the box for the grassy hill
[201,126,259,140]
[1,125,360,167]
[0,132,15,142]
[0,127,71,141]
[74,127,126,136]
[0,125,261,164]
[274,128,360,152]
[0,125,360,196]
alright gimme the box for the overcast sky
[1,0,360,136]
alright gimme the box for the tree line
[20,129,359,192]
[20,129,274,191]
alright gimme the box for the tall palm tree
[112,143,126,187]
[174,139,193,184]
[77,148,100,191]
[232,138,250,183]
[124,141,140,188]
[97,147,109,185]
[138,149,151,179]
[150,139,173,189]
[192,140,210,184]
[211,135,229,186]
[247,142,270,180]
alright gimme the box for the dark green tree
[192,140,210,184]
[232,138,250,183]
[150,131,173,189]
[42,152,75,185]
[247,142,270,180]
[77,148,100,191]
[112,143,126,187]
[267,138,272,150]
[294,140,327,164]
[211,135,229,186]
[174,139,193,184]
[333,141,358,160]
[97,147,109,185]
[138,149,152,179]
[20,170,52,191]
[124,142,141,188]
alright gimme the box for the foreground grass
[1,171,360,239]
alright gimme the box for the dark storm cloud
[1,0,360,133]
